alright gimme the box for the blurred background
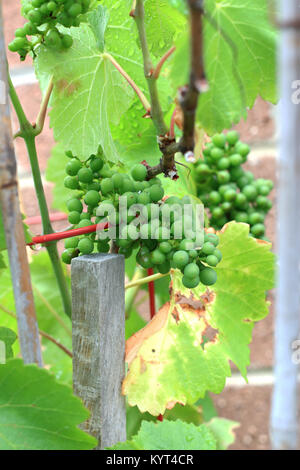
[2,0,291,450]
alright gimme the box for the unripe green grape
[15,28,27,38]
[8,37,28,52]
[229,153,243,167]
[213,248,222,262]
[221,201,232,212]
[68,211,81,224]
[242,185,257,201]
[224,189,236,202]
[257,185,271,196]
[217,157,230,170]
[235,212,249,223]
[218,184,231,196]
[78,237,94,254]
[206,255,219,267]
[78,167,93,183]
[256,196,272,211]
[64,176,79,189]
[137,252,152,269]
[84,190,101,207]
[120,178,135,194]
[62,249,75,264]
[226,130,239,146]
[201,242,215,255]
[45,29,62,49]
[204,233,219,246]
[32,0,44,7]
[230,166,244,181]
[80,212,91,221]
[151,249,166,265]
[148,177,162,186]
[68,3,82,17]
[111,173,124,191]
[209,191,222,205]
[212,133,226,148]
[237,175,249,189]
[182,275,200,289]
[154,226,170,242]
[211,207,224,220]
[235,193,248,209]
[61,34,73,49]
[66,158,82,176]
[150,184,164,203]
[217,171,231,184]
[158,261,171,274]
[28,9,42,25]
[137,191,151,205]
[47,1,58,12]
[23,22,37,35]
[200,267,217,286]
[119,246,133,259]
[237,143,250,158]
[87,182,101,191]
[159,241,172,254]
[97,241,110,253]
[131,163,147,182]
[178,239,194,251]
[210,148,224,161]
[248,212,264,225]
[184,263,200,279]
[173,250,189,270]
[65,237,79,249]
[77,219,92,228]
[89,156,103,172]
[251,223,265,237]
[67,198,83,213]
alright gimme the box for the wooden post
[72,253,126,449]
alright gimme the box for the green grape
[62,249,74,264]
[235,212,249,223]
[137,192,151,205]
[121,178,135,194]
[211,207,224,220]
[65,150,74,158]
[66,158,82,176]
[213,248,222,262]
[184,263,200,279]
[44,29,62,49]
[64,176,79,189]
[204,233,219,246]
[78,167,93,183]
[237,175,249,189]
[68,211,81,224]
[221,201,232,213]
[224,189,236,202]
[90,156,104,172]
[229,154,243,167]
[251,223,265,237]
[235,193,248,209]
[209,191,222,205]
[182,275,200,289]
[77,219,93,228]
[8,37,28,52]
[200,267,217,286]
[80,212,91,221]
[78,237,94,255]
[47,1,57,12]
[151,249,166,265]
[226,130,239,146]
[257,185,271,196]
[119,246,133,259]
[150,184,164,203]
[148,177,162,186]
[68,3,82,16]
[230,166,244,181]
[201,242,215,255]
[210,148,224,161]
[28,9,42,25]
[217,171,231,184]
[256,196,271,210]
[61,34,74,49]
[173,250,189,269]
[131,164,147,182]
[242,185,257,201]
[84,190,101,207]
[65,237,79,249]
[212,134,226,148]
[237,143,250,158]
[217,158,230,170]
[123,192,137,208]
[112,173,124,191]
[206,255,219,267]
[15,28,27,37]
[87,182,101,191]
[97,241,110,253]
[67,198,83,213]
[159,241,172,254]
[248,212,264,225]
[158,261,171,274]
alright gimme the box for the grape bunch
[8,0,91,60]
[194,131,273,239]
[61,150,223,289]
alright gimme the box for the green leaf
[169,0,277,134]
[35,11,134,162]
[206,417,239,450]
[110,419,217,450]
[123,222,275,415]
[0,327,17,360]
[0,359,97,450]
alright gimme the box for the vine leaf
[35,9,134,162]
[169,0,277,134]
[206,417,239,450]
[109,419,217,450]
[123,222,275,416]
[0,328,17,360]
[0,359,97,450]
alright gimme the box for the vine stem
[8,73,72,318]
[34,76,54,135]
[125,271,170,290]
[103,53,151,112]
[152,46,176,79]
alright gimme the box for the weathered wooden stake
[72,253,126,449]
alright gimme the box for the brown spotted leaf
[123,222,275,416]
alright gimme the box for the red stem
[27,222,108,246]
[147,267,156,319]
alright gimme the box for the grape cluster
[9,0,91,60]
[61,150,222,289]
[194,131,273,239]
